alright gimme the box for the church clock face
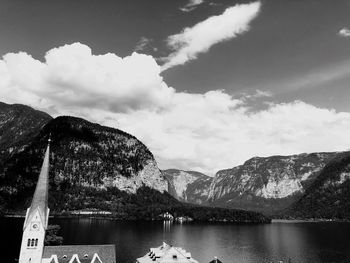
[30,222,40,231]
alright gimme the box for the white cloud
[119,98,350,175]
[0,43,175,113]
[162,1,261,71]
[338,27,350,37]
[1,43,350,175]
[180,0,204,12]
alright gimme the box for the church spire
[24,137,51,230]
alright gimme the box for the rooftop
[42,244,116,263]
[136,242,198,263]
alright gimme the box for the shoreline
[3,214,349,223]
[2,213,270,223]
[272,218,350,223]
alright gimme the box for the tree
[44,225,63,245]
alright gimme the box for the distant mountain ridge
[207,153,338,213]
[163,169,212,204]
[7,101,348,220]
[163,152,350,217]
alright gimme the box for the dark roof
[24,143,50,230]
[209,259,223,263]
[43,245,116,263]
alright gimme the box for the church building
[18,140,116,263]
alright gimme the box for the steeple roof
[24,140,51,230]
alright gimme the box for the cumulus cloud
[180,0,204,12]
[338,27,350,37]
[1,43,350,175]
[0,43,174,113]
[162,1,261,71]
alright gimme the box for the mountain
[284,152,350,219]
[0,116,167,201]
[0,113,270,223]
[207,153,338,214]
[0,102,52,162]
[163,169,212,204]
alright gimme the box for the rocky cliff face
[163,169,212,204]
[0,102,52,162]
[207,153,337,213]
[107,159,167,194]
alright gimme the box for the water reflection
[1,218,350,263]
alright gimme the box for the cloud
[241,89,273,100]
[180,0,204,12]
[161,1,261,71]
[338,27,350,37]
[118,98,350,175]
[266,59,350,94]
[134,37,153,52]
[1,43,350,175]
[0,43,175,113]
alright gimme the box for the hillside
[0,102,52,162]
[163,169,212,204]
[0,115,167,201]
[206,153,337,214]
[0,113,270,223]
[284,152,350,220]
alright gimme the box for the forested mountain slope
[0,102,52,162]
[284,152,350,219]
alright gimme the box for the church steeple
[19,138,51,263]
[24,138,51,230]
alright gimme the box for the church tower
[18,140,51,263]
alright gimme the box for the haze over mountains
[0,101,349,220]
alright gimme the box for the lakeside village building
[18,140,221,263]
[136,242,199,263]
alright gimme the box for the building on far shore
[18,140,116,263]
[70,209,112,216]
[158,212,174,221]
[136,242,199,263]
[175,216,193,223]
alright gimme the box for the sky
[0,0,350,175]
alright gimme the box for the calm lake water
[2,218,350,263]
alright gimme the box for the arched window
[35,239,38,246]
[27,239,31,247]
[31,239,35,247]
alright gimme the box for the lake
[2,218,350,263]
